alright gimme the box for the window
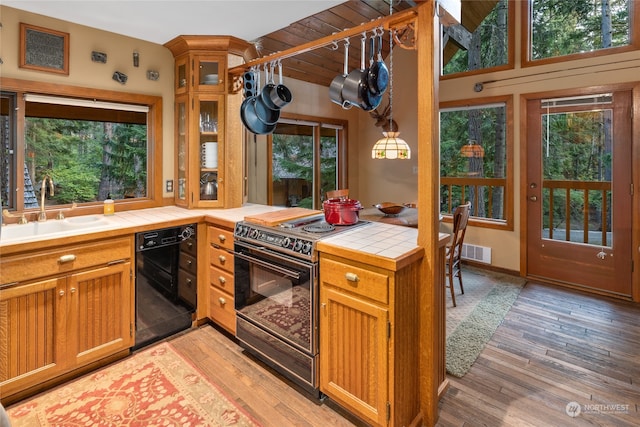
[0,79,162,216]
[439,96,513,229]
[525,0,638,65]
[269,116,346,210]
[442,0,513,76]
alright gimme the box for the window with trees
[442,0,512,76]
[440,96,513,229]
[525,0,638,64]
[270,117,346,210]
[0,80,162,217]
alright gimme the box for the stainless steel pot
[323,197,362,225]
[367,33,389,95]
[329,41,351,108]
[340,36,368,109]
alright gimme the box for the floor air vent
[461,243,491,264]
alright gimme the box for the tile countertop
[0,204,284,251]
[317,221,449,271]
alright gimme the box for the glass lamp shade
[371,132,411,159]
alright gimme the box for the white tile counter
[0,204,284,252]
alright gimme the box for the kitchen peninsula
[0,205,447,427]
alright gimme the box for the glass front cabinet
[166,36,250,208]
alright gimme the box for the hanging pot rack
[227,8,418,78]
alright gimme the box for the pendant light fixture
[371,1,411,160]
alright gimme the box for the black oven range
[233,213,369,397]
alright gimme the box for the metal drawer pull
[345,272,359,282]
[186,278,192,285]
[219,276,226,284]
[187,260,193,266]
[218,255,226,263]
[58,254,77,264]
[70,287,77,294]
[59,290,65,296]
[218,297,226,305]
[218,234,226,242]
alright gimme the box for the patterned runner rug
[445,266,526,378]
[6,342,262,427]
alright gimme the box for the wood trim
[415,1,440,425]
[19,23,69,75]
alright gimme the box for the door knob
[529,196,538,201]
[596,251,607,260]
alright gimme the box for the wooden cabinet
[0,237,134,404]
[319,252,422,427]
[165,36,251,209]
[207,223,236,334]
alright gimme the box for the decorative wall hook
[91,51,107,63]
[112,71,127,84]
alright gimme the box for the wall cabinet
[166,36,251,209]
[0,237,134,404]
[319,252,422,427]
[207,223,236,334]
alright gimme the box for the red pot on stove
[323,198,362,225]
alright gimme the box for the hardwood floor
[436,282,640,427]
[169,281,639,426]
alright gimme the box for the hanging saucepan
[268,61,293,109]
[360,36,383,111]
[329,40,351,108]
[240,68,276,134]
[254,65,280,125]
[260,63,279,110]
[367,32,389,95]
[341,35,369,109]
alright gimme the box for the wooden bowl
[373,202,407,216]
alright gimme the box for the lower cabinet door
[320,286,389,426]
[67,262,133,367]
[0,277,68,397]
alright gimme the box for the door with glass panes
[525,90,632,296]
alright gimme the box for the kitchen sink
[1,215,113,243]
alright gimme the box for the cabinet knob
[187,259,193,266]
[59,290,65,297]
[345,272,360,282]
[186,278,192,285]
[219,276,226,284]
[70,287,77,294]
[321,303,326,310]
[218,234,226,242]
[187,242,193,249]
[218,297,226,305]
[218,255,226,263]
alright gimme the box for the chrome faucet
[38,176,55,222]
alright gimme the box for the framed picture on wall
[19,23,69,75]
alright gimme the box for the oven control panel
[234,223,315,258]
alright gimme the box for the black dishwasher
[134,224,196,349]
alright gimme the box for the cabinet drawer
[209,246,234,273]
[321,258,389,305]
[209,265,234,295]
[180,239,197,257]
[1,237,132,285]
[179,252,197,274]
[178,269,197,307]
[208,226,234,251]
[209,286,235,334]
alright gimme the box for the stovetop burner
[303,222,335,233]
[234,213,371,261]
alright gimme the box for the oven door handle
[233,251,302,280]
